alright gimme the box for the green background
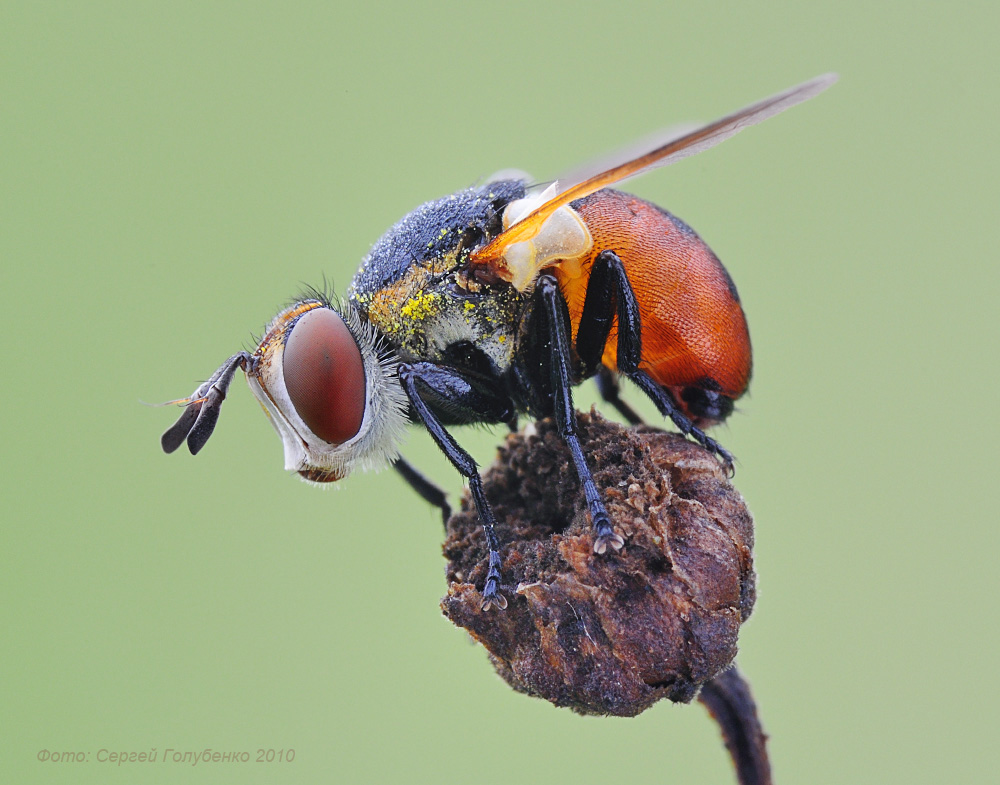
[3,1,997,783]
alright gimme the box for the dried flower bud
[441,410,756,717]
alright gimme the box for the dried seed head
[441,410,756,717]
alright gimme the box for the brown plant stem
[699,664,772,785]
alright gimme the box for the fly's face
[248,300,409,483]
[162,298,408,483]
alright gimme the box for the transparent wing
[470,73,838,267]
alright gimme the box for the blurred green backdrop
[3,2,997,783]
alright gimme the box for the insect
[160,74,836,610]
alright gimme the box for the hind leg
[575,250,735,472]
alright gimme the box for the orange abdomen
[556,189,751,398]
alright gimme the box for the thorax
[351,257,527,374]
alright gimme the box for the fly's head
[162,297,408,484]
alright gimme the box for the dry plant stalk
[442,411,770,784]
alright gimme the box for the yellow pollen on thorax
[400,289,441,322]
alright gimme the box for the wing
[469,73,838,272]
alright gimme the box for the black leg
[398,363,509,611]
[576,251,643,376]
[627,373,734,472]
[393,456,452,527]
[594,366,644,426]
[575,251,735,474]
[577,251,643,424]
[399,361,515,426]
[161,351,257,455]
[537,276,624,554]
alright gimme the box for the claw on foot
[593,527,625,555]
[479,550,508,610]
[705,437,735,477]
[480,584,508,611]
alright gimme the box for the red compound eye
[282,308,366,445]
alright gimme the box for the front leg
[536,276,624,554]
[392,456,452,526]
[397,362,514,611]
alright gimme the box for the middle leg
[536,275,624,554]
